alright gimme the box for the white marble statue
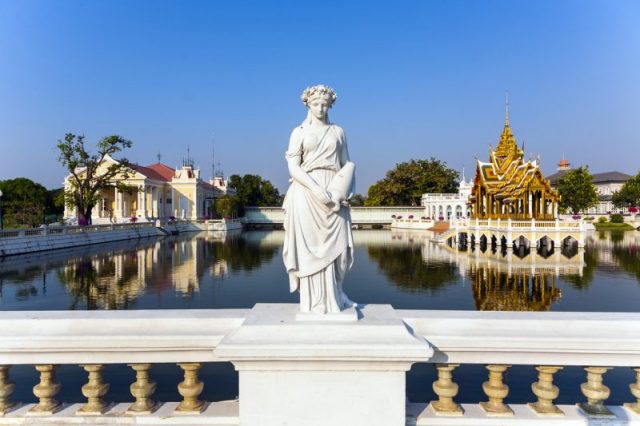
[282,84,357,314]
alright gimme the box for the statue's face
[308,96,330,120]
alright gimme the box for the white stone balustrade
[440,217,587,248]
[244,206,425,225]
[0,223,160,257]
[0,306,639,425]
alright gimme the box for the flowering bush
[438,216,444,221]
[408,215,414,219]
[391,214,396,219]
[629,206,638,214]
[130,216,138,223]
[421,216,428,220]
[572,214,581,220]
[396,215,403,219]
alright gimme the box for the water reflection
[1,229,639,312]
[368,230,585,311]
[366,237,458,294]
[470,267,561,311]
[0,231,279,310]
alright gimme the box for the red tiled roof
[130,163,175,182]
[145,163,176,181]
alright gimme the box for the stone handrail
[1,307,639,424]
[0,309,248,364]
[6,308,638,365]
[400,310,640,365]
[0,222,155,239]
[243,206,426,225]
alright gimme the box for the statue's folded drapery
[282,124,355,314]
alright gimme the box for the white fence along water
[0,305,639,425]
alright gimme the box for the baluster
[429,364,463,415]
[77,364,109,415]
[127,363,157,414]
[528,366,564,416]
[28,364,61,415]
[0,365,16,416]
[624,367,640,415]
[480,364,513,416]
[175,362,205,413]
[579,366,615,418]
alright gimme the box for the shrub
[610,213,624,223]
[408,215,414,219]
[598,216,608,223]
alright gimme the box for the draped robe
[282,124,355,314]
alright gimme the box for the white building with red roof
[63,156,232,223]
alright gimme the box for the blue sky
[1,0,639,192]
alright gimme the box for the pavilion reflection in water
[386,230,586,311]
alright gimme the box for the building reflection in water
[50,230,278,309]
[1,229,639,311]
[366,230,588,311]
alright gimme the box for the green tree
[0,178,48,228]
[45,188,65,223]
[228,174,282,214]
[57,133,132,225]
[557,167,598,215]
[215,195,241,218]
[612,171,640,209]
[365,158,459,206]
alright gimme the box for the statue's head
[301,84,337,108]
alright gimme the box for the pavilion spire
[504,90,510,127]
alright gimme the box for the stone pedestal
[215,304,432,426]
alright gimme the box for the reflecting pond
[1,229,639,405]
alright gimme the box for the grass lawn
[593,222,636,231]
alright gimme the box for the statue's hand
[312,186,332,205]
[329,192,342,212]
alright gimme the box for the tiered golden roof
[469,112,559,220]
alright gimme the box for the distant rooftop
[129,162,178,182]
[547,169,631,185]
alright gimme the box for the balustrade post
[579,366,614,418]
[28,364,61,415]
[77,364,110,415]
[127,363,157,414]
[175,362,205,414]
[0,365,16,416]
[480,364,513,416]
[528,366,564,416]
[429,364,463,416]
[624,367,640,414]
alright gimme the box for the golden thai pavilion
[469,113,559,220]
